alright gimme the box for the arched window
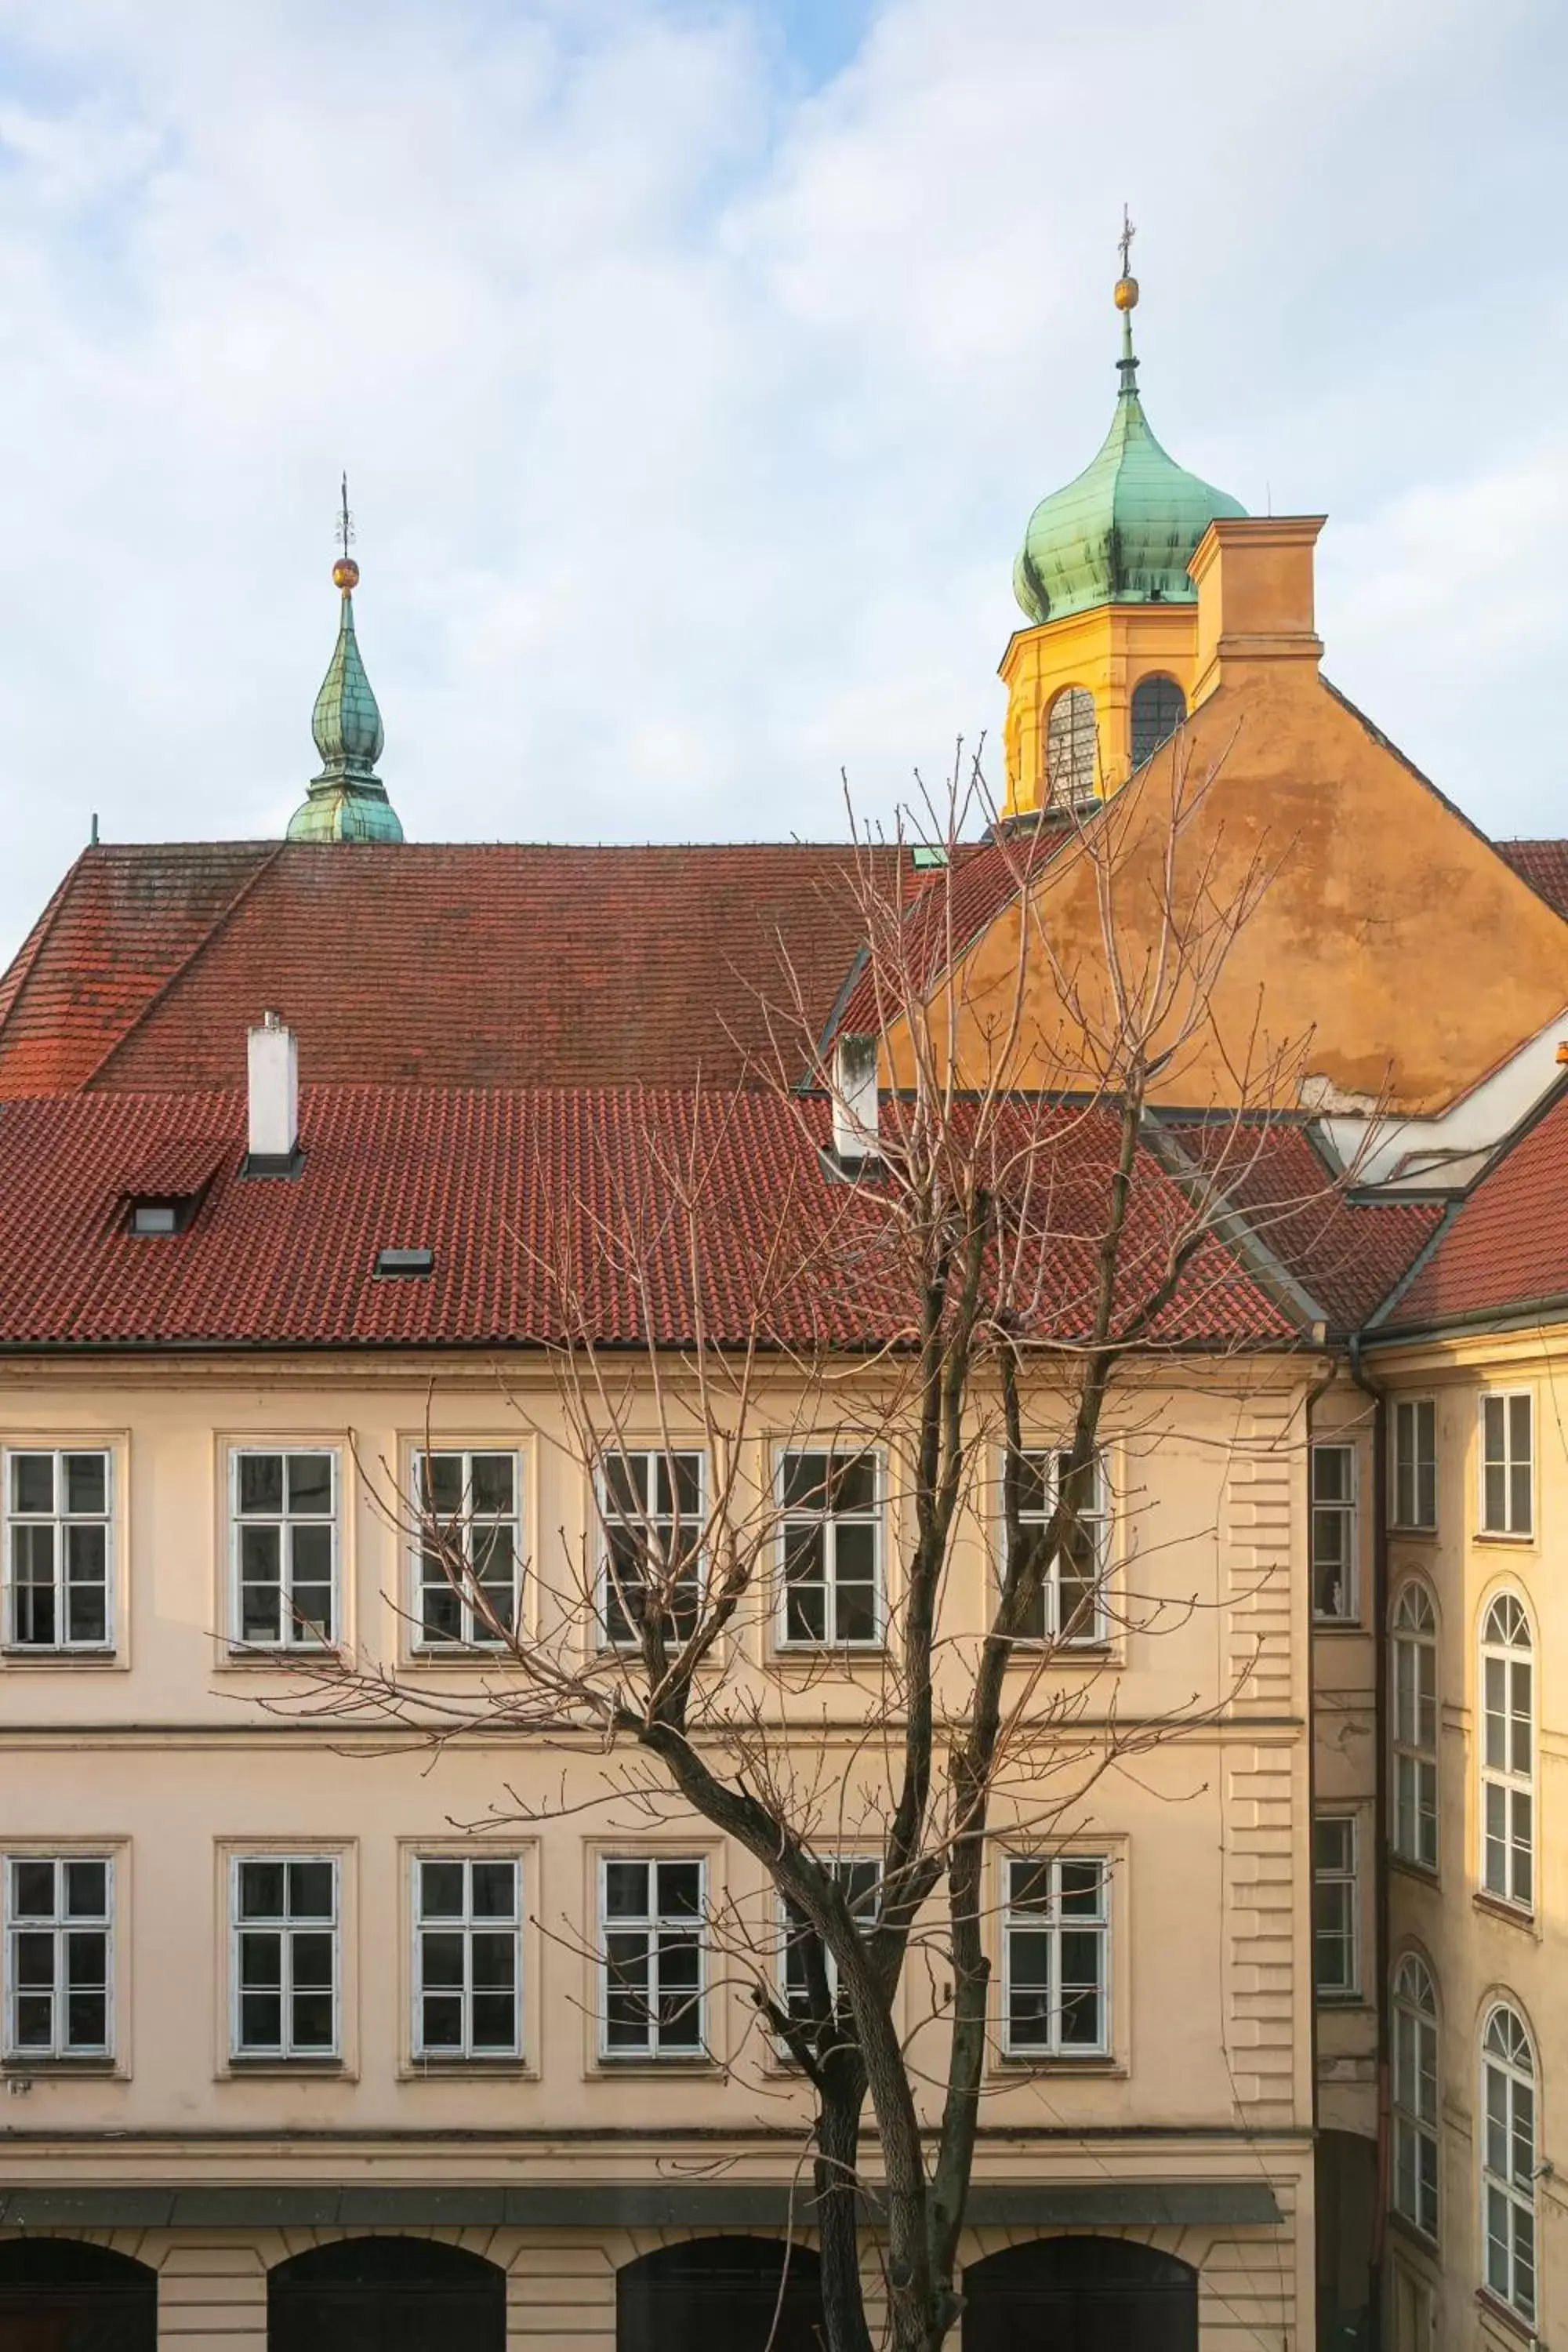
[1131,675,1186,767]
[1044,688,1097,808]
[1479,1593,1532,1907]
[1481,2003,1537,2322]
[1391,1581,1438,1869]
[1391,1954,1439,2239]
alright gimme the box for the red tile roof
[1160,1120,1444,1337]
[0,844,914,1100]
[833,832,1068,1040]
[1374,1083,1568,1332]
[0,1084,1298,1352]
[1494,838,1568,921]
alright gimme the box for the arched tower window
[1391,1953,1439,2240]
[1391,1580,1438,1869]
[1130,675,1186,767]
[1044,688,1097,808]
[1480,2003,1537,2322]
[1479,1592,1532,1907]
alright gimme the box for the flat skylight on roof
[375,1246,434,1279]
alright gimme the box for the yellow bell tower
[1001,221,1246,823]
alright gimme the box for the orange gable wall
[895,554,1568,1114]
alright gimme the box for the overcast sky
[0,0,1559,953]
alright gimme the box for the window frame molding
[2,1842,125,2071]
[994,1844,1122,2069]
[773,1443,887,1655]
[1390,1576,1439,1876]
[591,1845,716,2071]
[222,1438,346,1658]
[1389,1949,1440,2245]
[1309,1439,1359,1624]
[218,1839,354,2076]
[0,1436,128,1671]
[1477,1587,1535,1916]
[407,1443,527,1656]
[1476,1390,1534,1541]
[1000,1443,1114,1651]
[398,1836,539,2078]
[1390,1396,1438,1534]
[1479,1998,1538,2326]
[593,1444,710,1656]
[1312,1812,1362,2002]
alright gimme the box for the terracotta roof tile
[1494,839,1568,922]
[0,843,919,1098]
[834,832,1070,1040]
[1160,1120,1444,1336]
[0,1084,1297,1352]
[1377,1083,1568,1331]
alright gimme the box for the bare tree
[294,741,1352,2352]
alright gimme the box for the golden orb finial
[1114,274,1139,311]
[332,555,360,593]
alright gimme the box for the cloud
[0,0,1559,955]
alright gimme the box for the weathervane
[1118,205,1136,282]
[332,471,360,595]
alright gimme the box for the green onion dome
[1013,289,1245,626]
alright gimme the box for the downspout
[1349,1330,1389,2348]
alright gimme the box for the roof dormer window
[126,1195,199,1236]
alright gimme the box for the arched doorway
[267,2235,505,2352]
[618,2236,824,2352]
[0,2238,158,2352]
[961,2235,1198,2352]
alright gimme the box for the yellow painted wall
[1001,602,1199,816]
[930,522,1568,1115]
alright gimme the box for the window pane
[63,1454,107,1515]
[470,1933,515,1991]
[471,1862,517,1919]
[65,1991,107,2049]
[239,1932,281,1989]
[472,1992,516,2048]
[1312,1447,1351,1504]
[469,1454,515,1515]
[422,1994,463,2049]
[288,1861,334,1919]
[422,1453,463,1515]
[1484,1462,1506,1530]
[238,1454,284,1515]
[238,1862,284,1920]
[420,1931,465,1989]
[291,1931,333,1989]
[64,1860,107,1918]
[286,1454,333,1515]
[782,1453,829,1512]
[419,1861,465,1919]
[832,1454,876,1515]
[603,1863,648,1920]
[658,1862,702,1918]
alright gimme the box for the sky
[0,0,1561,953]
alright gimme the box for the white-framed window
[597,1450,704,1649]
[599,1857,706,2060]
[1391,1581,1439,1871]
[1481,2002,1537,2323]
[230,1856,339,2059]
[1391,1952,1439,2241]
[2,1854,113,2060]
[230,1449,338,1649]
[412,1856,522,2060]
[1044,686,1097,808]
[3,1450,113,1652]
[1392,1399,1436,1532]
[779,1449,882,1647]
[1001,1855,1110,2058]
[1312,1815,1359,1999]
[1010,1449,1110,1642]
[1479,1392,1532,1537]
[1479,1592,1533,1908]
[412,1450,522,1647]
[779,1856,880,2034]
[1310,1442,1357,1620]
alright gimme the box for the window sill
[1389,1854,1441,1890]
[405,1646,521,1670]
[592,2055,717,2077]
[1004,1641,1123,1668]
[1,1647,121,1668]
[994,2053,1122,2077]
[1385,2209,1439,2261]
[220,1646,342,1669]
[403,2057,536,2080]
[1311,1617,1367,1635]
[1314,1992,1371,2011]
[1475,2286,1536,2344]
[2,2056,120,2076]
[1472,1891,1537,1934]
[223,2056,348,2075]
[1472,1530,1534,1547]
[1388,1524,1439,1542]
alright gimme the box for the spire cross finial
[337,472,354,561]
[1118,205,1135,281]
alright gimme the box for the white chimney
[831,1034,880,1163]
[247,1011,299,1168]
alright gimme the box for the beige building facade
[2,1349,1320,2347]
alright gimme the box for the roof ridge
[0,850,88,1051]
[82,844,285,1090]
